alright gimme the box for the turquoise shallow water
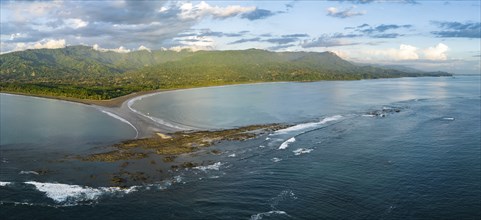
[1,76,480,219]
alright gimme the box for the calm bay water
[131,77,472,129]
[1,76,480,219]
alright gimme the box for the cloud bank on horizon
[0,0,480,74]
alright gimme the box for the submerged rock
[366,106,403,117]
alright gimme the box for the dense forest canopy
[0,46,452,100]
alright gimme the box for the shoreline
[0,76,455,108]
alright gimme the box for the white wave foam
[194,162,223,171]
[442,117,455,121]
[259,145,265,148]
[293,148,313,156]
[250,211,288,220]
[19,171,39,175]
[25,181,138,204]
[228,153,236,157]
[0,181,12,187]
[276,115,343,134]
[173,175,183,183]
[278,137,296,150]
[271,158,282,163]
[100,110,139,138]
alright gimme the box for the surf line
[100,110,139,138]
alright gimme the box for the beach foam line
[100,110,139,138]
[25,181,138,205]
[279,137,296,150]
[275,115,343,134]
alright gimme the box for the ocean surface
[1,76,480,219]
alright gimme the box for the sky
[0,0,480,74]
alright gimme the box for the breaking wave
[271,158,282,163]
[19,171,39,175]
[276,115,343,134]
[194,162,223,171]
[279,137,296,150]
[293,148,313,156]
[0,181,12,187]
[24,181,139,205]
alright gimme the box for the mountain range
[0,46,452,100]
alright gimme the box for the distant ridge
[0,46,452,100]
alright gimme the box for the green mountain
[0,46,452,100]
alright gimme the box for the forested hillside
[0,46,452,100]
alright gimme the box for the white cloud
[9,33,25,40]
[138,45,152,52]
[363,43,450,61]
[34,39,66,49]
[178,1,255,20]
[331,50,350,59]
[65,18,88,29]
[7,1,63,22]
[367,44,419,60]
[423,43,448,60]
[14,39,66,51]
[159,6,168,13]
[327,7,365,18]
[169,36,216,52]
[93,44,131,53]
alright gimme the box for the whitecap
[250,211,288,220]
[228,153,236,157]
[271,158,282,163]
[276,115,342,134]
[100,110,139,138]
[25,181,138,204]
[194,162,223,171]
[0,181,12,187]
[442,117,455,121]
[278,137,296,150]
[19,171,39,175]
[293,148,313,156]
[259,145,265,148]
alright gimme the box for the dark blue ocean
[1,76,480,219]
